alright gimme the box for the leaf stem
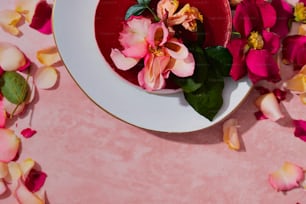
[145,5,160,22]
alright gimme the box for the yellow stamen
[294,2,306,23]
[248,31,264,50]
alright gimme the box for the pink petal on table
[0,10,22,36]
[0,129,20,162]
[0,162,8,179]
[0,179,7,195]
[34,66,58,89]
[25,76,36,104]
[36,46,61,66]
[14,179,45,204]
[268,161,304,191]
[3,97,26,117]
[226,38,248,80]
[15,0,42,23]
[19,158,35,179]
[110,48,139,71]
[4,161,22,184]
[246,49,281,84]
[262,30,280,54]
[27,1,53,34]
[255,92,284,121]
[21,128,37,139]
[0,42,29,71]
[223,118,240,150]
[25,169,47,193]
[0,98,6,128]
[293,120,306,142]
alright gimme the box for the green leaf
[137,0,151,5]
[0,71,28,105]
[184,78,224,121]
[205,46,233,77]
[125,4,146,20]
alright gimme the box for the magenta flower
[227,0,281,84]
[282,35,306,70]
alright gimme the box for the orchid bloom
[227,0,281,84]
[110,17,195,91]
[157,0,203,32]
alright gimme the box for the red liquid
[94,0,232,87]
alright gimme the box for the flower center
[294,2,306,22]
[149,46,164,56]
[248,31,264,50]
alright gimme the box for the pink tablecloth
[1,1,306,203]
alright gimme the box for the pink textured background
[1,0,306,203]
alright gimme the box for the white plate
[52,0,252,133]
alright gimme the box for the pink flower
[282,35,306,70]
[293,119,306,142]
[110,17,195,91]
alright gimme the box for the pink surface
[1,1,306,203]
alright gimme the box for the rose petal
[282,35,306,68]
[4,161,22,183]
[223,118,240,150]
[293,119,306,142]
[25,76,36,104]
[3,97,26,116]
[0,162,8,179]
[262,30,280,54]
[246,49,281,84]
[0,42,30,71]
[36,46,61,66]
[268,161,304,191]
[170,53,195,77]
[0,98,7,128]
[29,1,52,34]
[110,48,139,71]
[283,73,306,93]
[15,0,41,23]
[34,66,58,89]
[271,0,294,38]
[14,179,45,204]
[21,128,37,139]
[255,92,284,121]
[256,0,277,29]
[25,169,47,193]
[0,129,20,162]
[227,38,248,80]
[164,40,189,60]
[0,10,22,36]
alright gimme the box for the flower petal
[246,49,281,84]
[4,161,22,183]
[223,118,240,150]
[273,88,287,102]
[300,93,306,104]
[29,1,52,34]
[164,40,189,59]
[254,110,268,120]
[0,129,20,162]
[21,128,37,139]
[170,53,195,77]
[0,42,30,71]
[0,179,7,195]
[14,179,45,204]
[262,30,280,54]
[147,21,169,47]
[0,162,8,179]
[0,98,7,128]
[3,97,26,117]
[271,0,294,38]
[284,73,306,93]
[34,66,58,89]
[268,161,305,191]
[157,0,179,19]
[282,35,306,68]
[25,169,47,193]
[293,119,306,142]
[0,10,22,36]
[226,38,248,80]
[255,92,284,121]
[15,0,41,23]
[36,46,61,66]
[256,0,277,29]
[110,48,139,71]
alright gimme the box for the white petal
[34,67,58,89]
[170,53,195,77]
[255,92,284,121]
[110,48,139,70]
[0,42,26,71]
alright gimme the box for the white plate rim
[52,0,252,133]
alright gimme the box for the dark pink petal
[24,169,47,193]
[300,0,306,4]
[254,110,268,120]
[0,98,6,128]
[226,38,248,80]
[282,35,306,68]
[255,86,270,95]
[270,0,293,38]
[256,0,277,29]
[262,30,280,54]
[246,49,281,84]
[233,0,261,37]
[21,128,37,139]
[273,88,287,102]
[29,1,52,34]
[18,55,31,72]
[293,120,306,142]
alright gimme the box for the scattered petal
[283,73,306,93]
[223,118,240,150]
[19,158,35,178]
[4,161,22,183]
[25,76,36,104]
[0,162,8,179]
[15,0,41,23]
[21,128,37,139]
[29,1,52,34]
[0,10,22,36]
[36,46,61,66]
[293,119,306,142]
[0,179,7,195]
[25,169,47,193]
[0,129,20,162]
[282,35,306,69]
[34,66,58,89]
[255,92,284,121]
[268,161,304,191]
[14,179,45,204]
[0,98,7,128]
[3,97,26,116]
